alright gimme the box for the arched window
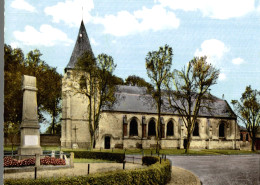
[167,121,174,136]
[148,119,156,136]
[129,119,138,136]
[246,134,249,141]
[219,123,225,137]
[193,122,199,136]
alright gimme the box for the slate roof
[103,85,237,119]
[66,20,93,70]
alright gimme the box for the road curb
[179,167,201,185]
[168,166,201,185]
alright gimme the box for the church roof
[103,85,237,119]
[66,20,93,70]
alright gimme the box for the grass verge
[74,158,115,163]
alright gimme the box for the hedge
[142,156,159,166]
[66,150,125,163]
[4,156,172,185]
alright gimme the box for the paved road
[167,155,260,185]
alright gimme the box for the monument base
[18,146,42,158]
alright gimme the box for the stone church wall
[93,112,240,150]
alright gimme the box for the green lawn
[62,148,257,155]
[74,158,115,163]
[4,145,257,155]
[4,145,18,151]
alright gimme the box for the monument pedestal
[18,122,42,155]
[18,75,42,156]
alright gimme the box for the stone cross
[18,75,42,156]
[73,125,78,143]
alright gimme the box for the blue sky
[5,0,260,129]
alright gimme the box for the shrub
[142,156,159,165]
[4,156,172,185]
[66,151,125,163]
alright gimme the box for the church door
[105,136,111,149]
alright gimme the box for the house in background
[240,126,260,150]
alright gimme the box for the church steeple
[65,20,93,71]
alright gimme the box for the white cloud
[93,5,179,36]
[219,73,227,81]
[94,11,139,36]
[90,38,98,46]
[194,39,229,66]
[159,0,255,19]
[10,42,19,48]
[13,25,74,46]
[11,0,36,12]
[232,57,244,65]
[44,0,94,27]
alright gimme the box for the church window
[148,119,156,136]
[246,134,249,141]
[193,122,199,136]
[129,119,138,136]
[167,121,174,136]
[240,133,243,141]
[219,122,225,137]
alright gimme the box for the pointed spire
[65,20,93,70]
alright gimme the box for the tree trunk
[90,134,94,150]
[51,111,55,134]
[251,134,255,151]
[156,96,161,154]
[185,132,191,153]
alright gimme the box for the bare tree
[145,44,173,153]
[165,56,219,153]
[231,86,260,151]
[73,51,117,149]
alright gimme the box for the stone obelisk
[18,75,42,155]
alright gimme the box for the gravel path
[4,162,201,185]
[4,163,145,180]
[168,166,201,185]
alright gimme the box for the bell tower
[61,20,93,148]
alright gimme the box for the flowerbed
[4,156,65,167]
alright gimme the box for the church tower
[61,20,93,148]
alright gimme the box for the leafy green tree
[231,86,260,151]
[74,51,117,149]
[23,49,62,134]
[45,122,61,135]
[145,44,173,153]
[113,76,124,85]
[165,56,219,153]
[4,122,19,153]
[4,44,62,137]
[125,75,152,88]
[4,45,24,126]
[41,68,62,134]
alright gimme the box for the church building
[61,21,241,150]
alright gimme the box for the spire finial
[82,6,83,21]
